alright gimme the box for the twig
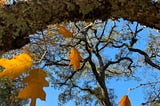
[38,50,47,63]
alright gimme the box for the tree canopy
[0,0,160,52]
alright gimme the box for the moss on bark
[0,0,160,51]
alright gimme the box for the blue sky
[26,87,74,106]
[33,69,159,106]
[34,83,144,106]
[25,19,160,106]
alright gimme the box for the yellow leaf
[18,69,49,106]
[0,0,6,6]
[119,95,131,106]
[68,47,83,71]
[0,53,32,79]
[58,26,72,38]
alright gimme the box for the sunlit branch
[38,50,47,63]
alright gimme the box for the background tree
[0,51,29,106]
[0,65,28,106]
[0,77,28,106]
[0,0,160,106]
[17,19,159,106]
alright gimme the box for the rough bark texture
[0,0,160,51]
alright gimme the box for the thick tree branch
[84,31,112,106]
[128,47,160,70]
[0,0,160,51]
[103,57,133,70]
[111,42,160,70]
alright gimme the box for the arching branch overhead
[0,0,160,52]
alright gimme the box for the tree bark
[0,0,160,51]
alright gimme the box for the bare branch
[103,57,133,71]
[128,47,160,70]
[57,58,88,87]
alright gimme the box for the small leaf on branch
[119,95,131,106]
[18,69,49,106]
[58,26,72,38]
[0,53,32,79]
[68,47,83,71]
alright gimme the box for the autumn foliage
[0,53,48,106]
[0,0,6,6]
[0,25,84,106]
[0,24,137,106]
[119,95,131,106]
[58,26,73,38]
[68,47,83,71]
[18,69,49,106]
[0,25,85,106]
[0,53,32,79]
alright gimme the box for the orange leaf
[18,69,49,106]
[68,47,83,71]
[58,26,72,38]
[119,95,131,106]
[0,0,6,6]
[0,53,32,79]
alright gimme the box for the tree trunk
[100,81,112,106]
[0,0,160,51]
[89,59,112,106]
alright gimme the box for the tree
[151,100,160,106]
[0,77,29,106]
[18,19,159,106]
[0,73,28,106]
[0,53,29,106]
[0,0,160,52]
[0,0,160,106]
